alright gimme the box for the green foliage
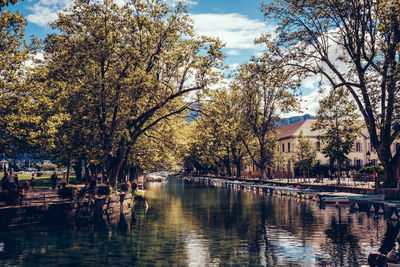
[312,88,361,171]
[4,187,24,205]
[0,10,65,156]
[0,0,21,9]
[45,0,224,185]
[58,186,78,200]
[96,185,112,196]
[37,162,57,171]
[184,89,250,177]
[359,165,384,174]
[134,190,145,200]
[293,131,317,172]
[262,0,400,185]
[231,55,299,179]
[119,183,131,193]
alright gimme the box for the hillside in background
[277,114,316,127]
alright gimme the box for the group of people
[1,171,36,191]
[327,169,357,180]
[50,171,68,189]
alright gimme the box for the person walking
[14,172,19,186]
[8,172,15,189]
[50,172,58,190]
[30,173,36,191]
[1,171,8,191]
[61,172,67,188]
[372,169,378,189]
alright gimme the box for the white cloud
[26,0,72,27]
[283,88,329,118]
[226,49,240,56]
[228,63,239,71]
[190,13,276,50]
[167,0,197,7]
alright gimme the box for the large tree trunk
[72,160,82,183]
[224,159,231,177]
[260,168,267,180]
[235,162,241,178]
[66,158,70,185]
[378,147,398,187]
[109,147,128,186]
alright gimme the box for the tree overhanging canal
[0,177,397,266]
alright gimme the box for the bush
[134,190,144,200]
[120,183,131,192]
[5,187,24,205]
[97,185,112,196]
[359,165,384,174]
[38,162,57,171]
[131,183,137,191]
[58,186,78,200]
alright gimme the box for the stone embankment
[0,191,135,228]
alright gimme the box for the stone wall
[0,192,134,228]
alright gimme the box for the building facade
[277,119,400,177]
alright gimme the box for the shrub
[120,183,130,192]
[97,185,112,196]
[359,165,384,174]
[58,186,78,200]
[5,187,24,205]
[134,190,144,200]
[131,183,137,191]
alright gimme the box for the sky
[6,0,323,116]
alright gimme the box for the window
[355,159,362,167]
[369,143,376,152]
[288,143,291,153]
[282,143,285,152]
[356,142,362,152]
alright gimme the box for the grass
[12,172,77,189]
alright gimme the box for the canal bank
[0,191,135,229]
[180,176,400,218]
[0,179,395,266]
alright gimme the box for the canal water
[0,179,397,266]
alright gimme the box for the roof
[277,119,322,140]
[277,119,369,140]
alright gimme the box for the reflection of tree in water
[316,208,363,267]
[160,182,317,266]
[379,220,400,255]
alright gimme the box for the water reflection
[0,180,395,266]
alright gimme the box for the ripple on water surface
[0,180,394,266]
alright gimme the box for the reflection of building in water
[265,198,389,265]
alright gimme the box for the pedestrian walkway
[269,177,374,189]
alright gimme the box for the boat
[318,192,363,204]
[348,194,385,208]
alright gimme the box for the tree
[184,89,249,177]
[293,131,317,178]
[44,0,224,185]
[263,0,400,186]
[232,56,298,180]
[312,87,361,178]
[0,0,21,9]
[0,10,63,157]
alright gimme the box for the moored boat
[348,194,386,208]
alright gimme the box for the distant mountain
[276,114,316,127]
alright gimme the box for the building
[277,119,400,177]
